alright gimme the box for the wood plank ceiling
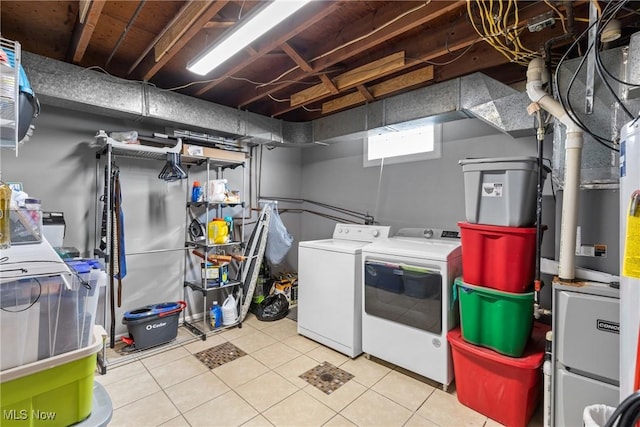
[1,1,639,122]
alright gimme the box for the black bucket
[122,301,186,351]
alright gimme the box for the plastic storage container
[455,278,534,357]
[447,322,549,427]
[459,156,548,227]
[364,261,404,294]
[0,325,105,427]
[458,221,538,293]
[122,301,186,350]
[0,279,41,370]
[401,265,441,298]
[1,266,100,369]
[9,206,43,245]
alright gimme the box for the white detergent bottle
[222,294,238,326]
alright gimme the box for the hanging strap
[113,170,127,306]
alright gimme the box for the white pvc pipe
[526,58,583,281]
[543,359,552,427]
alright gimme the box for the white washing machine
[297,224,391,357]
[361,228,462,389]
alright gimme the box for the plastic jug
[210,301,222,329]
[191,181,202,202]
[222,294,238,326]
[208,179,227,202]
[208,218,229,244]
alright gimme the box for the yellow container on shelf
[208,218,229,244]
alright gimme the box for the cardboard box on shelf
[182,144,245,162]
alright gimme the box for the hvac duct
[22,51,539,146]
[553,46,627,188]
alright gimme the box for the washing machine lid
[363,237,461,261]
[299,238,371,254]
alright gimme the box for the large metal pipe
[527,57,583,281]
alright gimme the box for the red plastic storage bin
[447,322,549,427]
[458,221,538,292]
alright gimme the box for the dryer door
[364,261,442,334]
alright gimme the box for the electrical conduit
[526,57,583,281]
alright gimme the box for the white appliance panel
[361,250,461,386]
[555,368,619,427]
[299,238,369,255]
[620,119,640,400]
[556,290,620,382]
[364,238,461,261]
[297,224,389,358]
[298,246,361,356]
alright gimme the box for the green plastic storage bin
[0,326,104,427]
[455,278,534,357]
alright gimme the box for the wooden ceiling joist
[67,0,106,63]
[143,1,229,81]
[154,1,212,62]
[203,19,236,29]
[236,0,465,109]
[282,42,338,94]
[78,0,91,24]
[357,85,375,102]
[194,1,343,96]
[322,66,434,115]
[281,42,313,72]
[290,51,406,107]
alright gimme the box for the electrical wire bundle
[604,391,640,427]
[467,0,540,65]
[554,0,640,152]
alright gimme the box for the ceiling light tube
[187,0,312,76]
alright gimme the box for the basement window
[364,121,442,167]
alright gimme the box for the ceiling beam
[235,0,465,108]
[318,75,339,94]
[67,0,106,63]
[154,1,212,62]
[290,51,406,107]
[357,85,375,103]
[282,42,339,95]
[78,0,91,24]
[127,1,195,75]
[264,0,572,119]
[321,66,434,115]
[203,19,236,29]
[143,1,229,81]
[281,42,313,72]
[194,1,343,96]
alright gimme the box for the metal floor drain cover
[299,362,354,395]
[194,341,247,369]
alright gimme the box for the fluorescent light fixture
[187,0,312,76]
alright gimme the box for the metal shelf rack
[0,36,21,155]
[182,154,247,340]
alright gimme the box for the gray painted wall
[0,106,302,335]
[3,109,566,331]
[301,118,555,237]
[300,118,558,309]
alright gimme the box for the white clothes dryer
[361,228,462,390]
[297,224,391,357]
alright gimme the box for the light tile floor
[96,314,544,427]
